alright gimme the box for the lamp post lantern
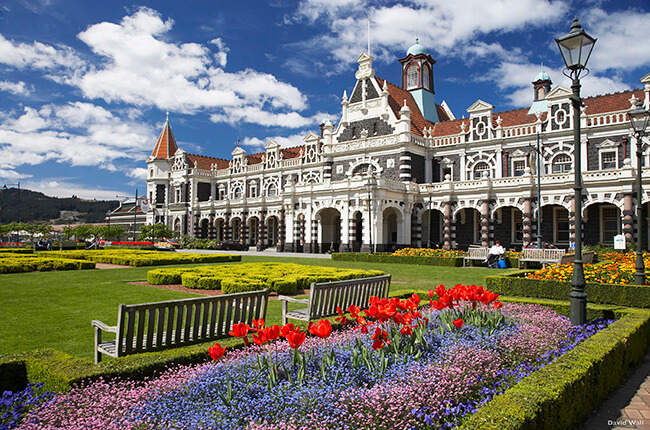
[628,99,649,285]
[556,16,596,325]
[365,176,377,254]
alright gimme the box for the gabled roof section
[467,100,495,115]
[375,76,437,136]
[150,120,179,160]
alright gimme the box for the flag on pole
[140,198,150,214]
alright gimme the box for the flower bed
[147,263,384,294]
[390,247,465,258]
[15,286,613,429]
[37,250,241,267]
[526,252,649,285]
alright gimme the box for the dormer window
[352,163,374,177]
[406,64,419,89]
[551,153,572,173]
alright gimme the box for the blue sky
[1,0,649,200]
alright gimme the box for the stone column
[411,205,421,247]
[399,150,412,183]
[257,212,266,251]
[278,210,286,252]
[481,200,490,247]
[208,214,215,240]
[193,214,200,239]
[311,219,319,253]
[348,215,356,252]
[224,213,231,241]
[623,193,634,243]
[522,198,533,246]
[240,212,247,246]
[443,202,452,250]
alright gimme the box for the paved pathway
[182,248,649,429]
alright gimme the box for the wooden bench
[278,275,391,325]
[463,247,489,267]
[92,289,269,363]
[559,251,594,265]
[518,248,567,269]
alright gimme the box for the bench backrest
[522,248,566,261]
[467,247,489,258]
[115,289,269,356]
[308,275,391,320]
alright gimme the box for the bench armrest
[277,296,309,304]
[91,320,117,333]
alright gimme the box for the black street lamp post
[556,16,596,325]
[628,99,649,285]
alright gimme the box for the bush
[485,272,650,308]
[0,256,95,274]
[332,252,463,266]
[149,263,384,294]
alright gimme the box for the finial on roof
[166,111,169,122]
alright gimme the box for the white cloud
[0,102,155,174]
[583,8,650,73]
[241,133,308,151]
[0,33,83,71]
[69,7,311,127]
[0,80,32,95]
[126,167,148,180]
[485,62,630,108]
[290,0,569,72]
[21,179,130,200]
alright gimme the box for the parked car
[214,240,247,251]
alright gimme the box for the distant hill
[0,188,119,224]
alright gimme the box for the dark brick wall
[338,118,394,142]
[586,136,625,171]
[410,153,425,183]
[455,209,478,247]
[493,207,513,248]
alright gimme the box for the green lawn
[0,255,499,361]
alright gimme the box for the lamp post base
[569,290,587,325]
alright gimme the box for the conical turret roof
[150,118,178,160]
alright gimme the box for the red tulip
[453,318,464,329]
[400,325,413,336]
[371,327,391,350]
[208,342,226,361]
[308,319,333,338]
[252,318,265,329]
[280,322,296,338]
[427,289,434,299]
[335,306,350,325]
[229,323,251,346]
[285,329,306,349]
[493,301,503,310]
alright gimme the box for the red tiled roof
[281,146,304,159]
[582,89,640,115]
[187,153,229,170]
[150,121,178,160]
[375,77,437,136]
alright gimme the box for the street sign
[613,234,626,250]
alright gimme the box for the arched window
[233,186,243,198]
[551,154,572,173]
[473,162,490,179]
[406,64,419,89]
[267,183,278,197]
[422,65,430,90]
[352,163,373,177]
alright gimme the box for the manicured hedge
[485,272,650,308]
[0,256,95,273]
[332,252,463,266]
[0,248,33,254]
[38,250,241,267]
[457,309,650,430]
[148,262,385,294]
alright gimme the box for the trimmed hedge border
[485,271,650,308]
[38,250,241,267]
[0,256,95,274]
[332,252,463,266]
